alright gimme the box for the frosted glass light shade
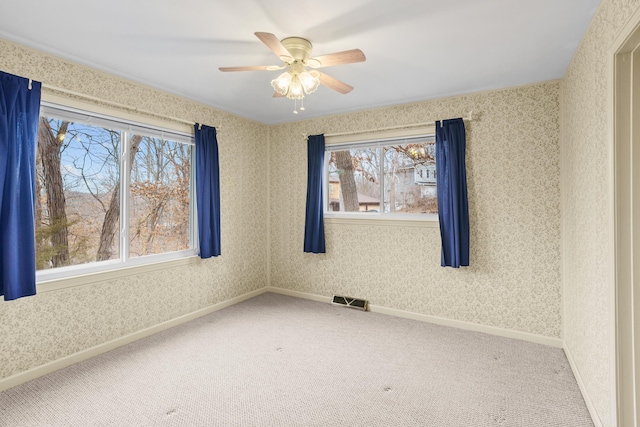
[272,68,321,101]
[288,75,304,100]
[299,70,320,94]
[271,72,292,96]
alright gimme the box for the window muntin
[325,135,436,217]
[36,104,196,280]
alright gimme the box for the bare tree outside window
[384,142,437,214]
[129,136,191,257]
[36,110,192,272]
[36,118,120,269]
[326,138,436,215]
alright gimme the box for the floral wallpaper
[562,1,640,426]
[269,81,562,338]
[0,39,269,380]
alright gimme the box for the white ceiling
[0,0,600,125]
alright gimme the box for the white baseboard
[265,286,332,303]
[0,287,267,393]
[370,304,563,348]
[564,343,603,427]
[265,286,563,348]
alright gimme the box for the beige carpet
[0,292,593,426]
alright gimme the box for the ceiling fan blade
[308,49,366,68]
[318,72,353,94]
[254,32,293,61]
[219,65,284,72]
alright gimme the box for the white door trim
[610,8,640,426]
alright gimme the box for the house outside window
[324,135,436,218]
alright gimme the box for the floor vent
[331,295,368,311]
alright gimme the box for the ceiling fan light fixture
[271,71,292,96]
[271,68,321,101]
[299,70,320,94]
[288,75,304,99]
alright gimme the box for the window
[325,135,436,217]
[36,103,196,280]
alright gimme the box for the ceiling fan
[219,32,366,113]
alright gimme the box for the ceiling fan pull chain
[293,98,298,114]
[300,98,305,111]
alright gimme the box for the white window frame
[323,130,438,223]
[36,101,198,284]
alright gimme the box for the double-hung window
[324,135,437,219]
[36,103,196,281]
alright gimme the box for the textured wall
[0,39,269,380]
[561,1,640,426]
[270,81,562,338]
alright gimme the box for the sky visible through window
[36,115,192,271]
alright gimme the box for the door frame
[611,8,640,427]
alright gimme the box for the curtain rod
[309,111,476,139]
[40,82,213,130]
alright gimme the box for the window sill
[324,214,439,228]
[37,254,202,294]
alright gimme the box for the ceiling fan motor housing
[280,37,313,63]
